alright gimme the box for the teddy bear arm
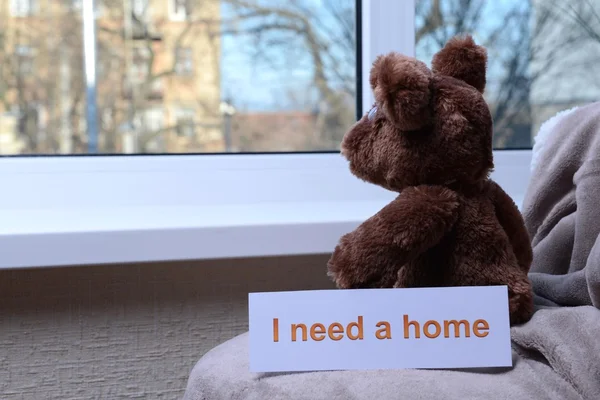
[488,181,533,273]
[327,229,406,289]
[327,186,460,289]
[383,185,462,252]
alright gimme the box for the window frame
[0,0,533,269]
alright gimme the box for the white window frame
[0,0,532,269]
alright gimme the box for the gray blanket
[182,103,600,400]
[523,102,600,309]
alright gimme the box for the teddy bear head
[341,35,494,192]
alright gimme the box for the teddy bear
[327,34,534,325]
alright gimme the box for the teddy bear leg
[507,274,534,325]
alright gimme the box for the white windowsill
[0,201,386,269]
[0,151,530,269]
[0,197,525,270]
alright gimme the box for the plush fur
[327,35,534,326]
[530,106,579,172]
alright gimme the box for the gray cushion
[182,308,592,400]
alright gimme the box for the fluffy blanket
[523,102,600,309]
[182,103,600,400]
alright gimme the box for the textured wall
[0,254,334,399]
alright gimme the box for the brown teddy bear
[327,35,534,325]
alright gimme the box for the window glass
[0,0,358,155]
[7,1,591,155]
[416,0,599,149]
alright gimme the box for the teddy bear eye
[367,106,377,121]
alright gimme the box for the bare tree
[217,0,357,150]
[218,0,597,151]
[415,0,596,148]
[217,0,542,150]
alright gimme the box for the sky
[218,0,355,112]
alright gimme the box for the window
[15,46,34,75]
[131,46,151,83]
[142,107,164,132]
[122,45,165,98]
[0,0,560,269]
[414,0,600,149]
[5,0,360,155]
[175,47,193,75]
[132,0,149,19]
[141,107,165,151]
[8,0,588,156]
[174,108,196,137]
[170,0,193,20]
[10,0,36,16]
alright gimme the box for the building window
[142,107,164,133]
[15,46,34,74]
[174,108,196,137]
[174,47,193,75]
[132,0,149,19]
[170,0,192,20]
[10,0,37,16]
[131,46,151,83]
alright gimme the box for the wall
[0,254,334,399]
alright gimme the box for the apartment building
[0,0,223,154]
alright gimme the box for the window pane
[416,0,599,150]
[0,0,357,155]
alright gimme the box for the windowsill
[0,150,531,270]
[0,195,525,270]
[0,200,390,269]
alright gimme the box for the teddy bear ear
[431,34,487,93]
[369,52,432,131]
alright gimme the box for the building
[0,0,223,155]
[229,111,320,152]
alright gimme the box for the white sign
[248,286,512,372]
